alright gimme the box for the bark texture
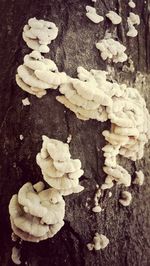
[0,0,150,265]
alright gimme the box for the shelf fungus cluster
[96,38,128,63]
[11,10,149,252]
[16,51,67,98]
[133,170,144,186]
[9,182,65,242]
[104,88,150,161]
[23,17,58,53]
[36,135,84,196]
[101,83,150,190]
[57,67,112,121]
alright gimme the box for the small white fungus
[127,12,140,37]
[92,187,102,213]
[11,247,21,265]
[92,205,102,213]
[87,233,109,251]
[19,135,24,140]
[133,170,144,186]
[86,6,104,24]
[128,0,136,8]
[108,191,112,198]
[106,11,122,25]
[67,134,72,144]
[22,97,30,106]
[119,191,132,206]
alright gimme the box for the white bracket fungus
[22,97,30,106]
[128,13,140,26]
[56,66,150,193]
[106,11,122,25]
[96,38,128,63]
[67,134,72,144]
[92,205,102,213]
[19,134,24,140]
[101,81,150,189]
[23,17,58,53]
[102,144,120,168]
[128,0,136,8]
[103,165,131,188]
[92,187,102,213]
[36,136,84,196]
[119,191,132,206]
[9,182,65,242]
[87,233,109,251]
[11,247,21,265]
[101,175,114,190]
[57,67,112,122]
[57,66,150,165]
[12,14,150,250]
[127,25,137,38]
[133,170,144,186]
[85,6,104,24]
[106,97,150,161]
[16,51,67,97]
[108,191,112,198]
[127,12,140,37]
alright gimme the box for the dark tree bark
[0,0,150,265]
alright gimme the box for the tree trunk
[0,0,150,265]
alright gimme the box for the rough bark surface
[0,0,150,265]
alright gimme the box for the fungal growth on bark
[16,51,66,97]
[87,233,109,251]
[96,38,128,63]
[127,12,140,37]
[119,191,132,206]
[11,247,21,265]
[23,17,58,53]
[85,6,104,24]
[19,135,24,141]
[57,67,112,121]
[102,164,131,189]
[128,0,136,8]
[133,170,144,186]
[92,186,102,213]
[6,2,150,261]
[36,136,84,196]
[101,85,150,191]
[105,90,150,161]
[57,66,150,196]
[106,11,122,25]
[9,182,65,242]
[22,97,30,106]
